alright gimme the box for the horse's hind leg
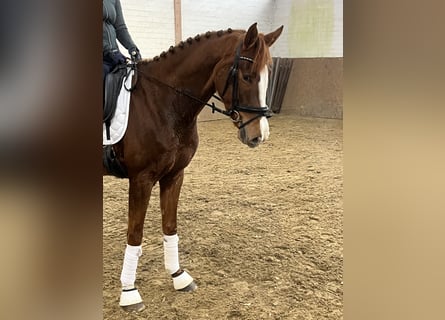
[160,170,197,292]
[119,174,153,312]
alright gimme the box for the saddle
[103,62,136,178]
[103,63,130,140]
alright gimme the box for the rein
[124,59,138,92]
[134,68,229,116]
[134,41,272,129]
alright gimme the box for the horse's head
[214,23,283,148]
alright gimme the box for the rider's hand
[129,47,142,62]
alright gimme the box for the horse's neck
[149,33,240,106]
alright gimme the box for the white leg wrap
[163,234,180,274]
[172,270,194,290]
[119,288,143,307]
[120,244,142,290]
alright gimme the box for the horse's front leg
[160,169,197,292]
[119,174,153,312]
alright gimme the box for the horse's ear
[264,25,284,47]
[244,23,259,49]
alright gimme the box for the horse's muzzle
[247,136,262,148]
[238,128,262,148]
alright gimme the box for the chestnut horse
[104,23,283,311]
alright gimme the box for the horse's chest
[173,142,198,168]
[153,137,197,175]
[173,126,199,165]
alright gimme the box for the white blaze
[258,66,270,142]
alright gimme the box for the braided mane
[140,27,272,72]
[140,28,241,64]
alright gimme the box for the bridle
[132,41,272,130]
[214,41,272,129]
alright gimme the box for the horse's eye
[243,74,252,82]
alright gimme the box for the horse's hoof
[177,280,197,292]
[119,287,144,312]
[120,302,146,312]
[172,270,197,291]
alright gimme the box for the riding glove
[129,47,142,62]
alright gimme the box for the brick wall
[181,0,274,40]
[118,0,343,119]
[119,0,277,59]
[119,0,343,59]
[117,0,175,58]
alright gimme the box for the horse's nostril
[248,137,261,147]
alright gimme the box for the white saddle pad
[103,70,134,145]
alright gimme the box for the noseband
[215,42,272,129]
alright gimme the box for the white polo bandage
[120,244,142,289]
[163,234,180,274]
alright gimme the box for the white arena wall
[117,0,175,58]
[118,0,343,119]
[119,0,342,59]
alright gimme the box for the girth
[103,145,128,178]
